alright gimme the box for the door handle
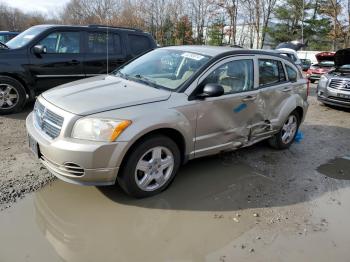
[70,60,80,65]
[282,87,292,92]
[242,95,257,102]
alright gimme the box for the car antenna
[106,19,109,76]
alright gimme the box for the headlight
[72,118,132,142]
[318,75,328,89]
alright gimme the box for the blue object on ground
[295,130,304,143]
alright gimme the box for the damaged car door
[194,56,266,158]
[257,57,303,131]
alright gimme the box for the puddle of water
[317,157,350,180]
[0,158,272,262]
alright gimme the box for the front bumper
[26,112,129,186]
[317,87,350,109]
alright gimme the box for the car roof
[162,45,294,61]
[32,24,147,33]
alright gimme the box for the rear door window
[259,59,286,86]
[87,32,122,54]
[128,34,151,55]
[286,64,298,82]
[38,31,80,54]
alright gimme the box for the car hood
[316,52,335,62]
[42,75,172,116]
[334,48,350,67]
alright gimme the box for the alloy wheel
[134,146,174,192]
[281,115,298,144]
[0,84,19,109]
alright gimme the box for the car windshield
[7,26,47,49]
[114,49,211,91]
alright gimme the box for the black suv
[0,24,157,114]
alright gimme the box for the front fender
[91,106,194,167]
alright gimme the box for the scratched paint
[233,103,247,113]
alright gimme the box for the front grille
[34,101,64,139]
[329,79,350,90]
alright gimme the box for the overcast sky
[2,0,70,15]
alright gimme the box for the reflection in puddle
[0,157,275,262]
[317,157,350,180]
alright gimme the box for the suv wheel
[268,111,300,149]
[117,135,181,198]
[0,76,26,115]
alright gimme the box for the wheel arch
[0,73,32,99]
[118,127,188,174]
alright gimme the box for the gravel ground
[0,85,349,212]
[0,104,56,211]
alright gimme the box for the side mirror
[33,45,47,55]
[198,83,224,98]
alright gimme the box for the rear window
[259,59,286,86]
[128,34,151,55]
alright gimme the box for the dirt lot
[0,85,350,261]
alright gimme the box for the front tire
[117,135,181,198]
[268,111,300,149]
[0,76,26,115]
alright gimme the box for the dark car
[300,59,311,71]
[0,31,19,43]
[317,48,350,108]
[306,52,335,83]
[0,24,157,114]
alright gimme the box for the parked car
[26,46,309,197]
[0,31,19,43]
[275,48,303,70]
[317,48,350,108]
[300,58,311,71]
[0,24,156,114]
[306,52,335,83]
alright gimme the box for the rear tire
[268,111,300,150]
[117,135,181,198]
[0,76,26,115]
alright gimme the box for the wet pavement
[1,154,350,262]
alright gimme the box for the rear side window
[39,31,80,54]
[87,32,122,54]
[286,64,298,81]
[259,59,286,86]
[128,34,151,55]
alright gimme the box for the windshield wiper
[0,41,9,49]
[130,74,163,89]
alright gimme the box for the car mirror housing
[199,83,224,98]
[33,45,47,55]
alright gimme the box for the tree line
[0,0,349,51]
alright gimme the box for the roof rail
[88,24,142,32]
